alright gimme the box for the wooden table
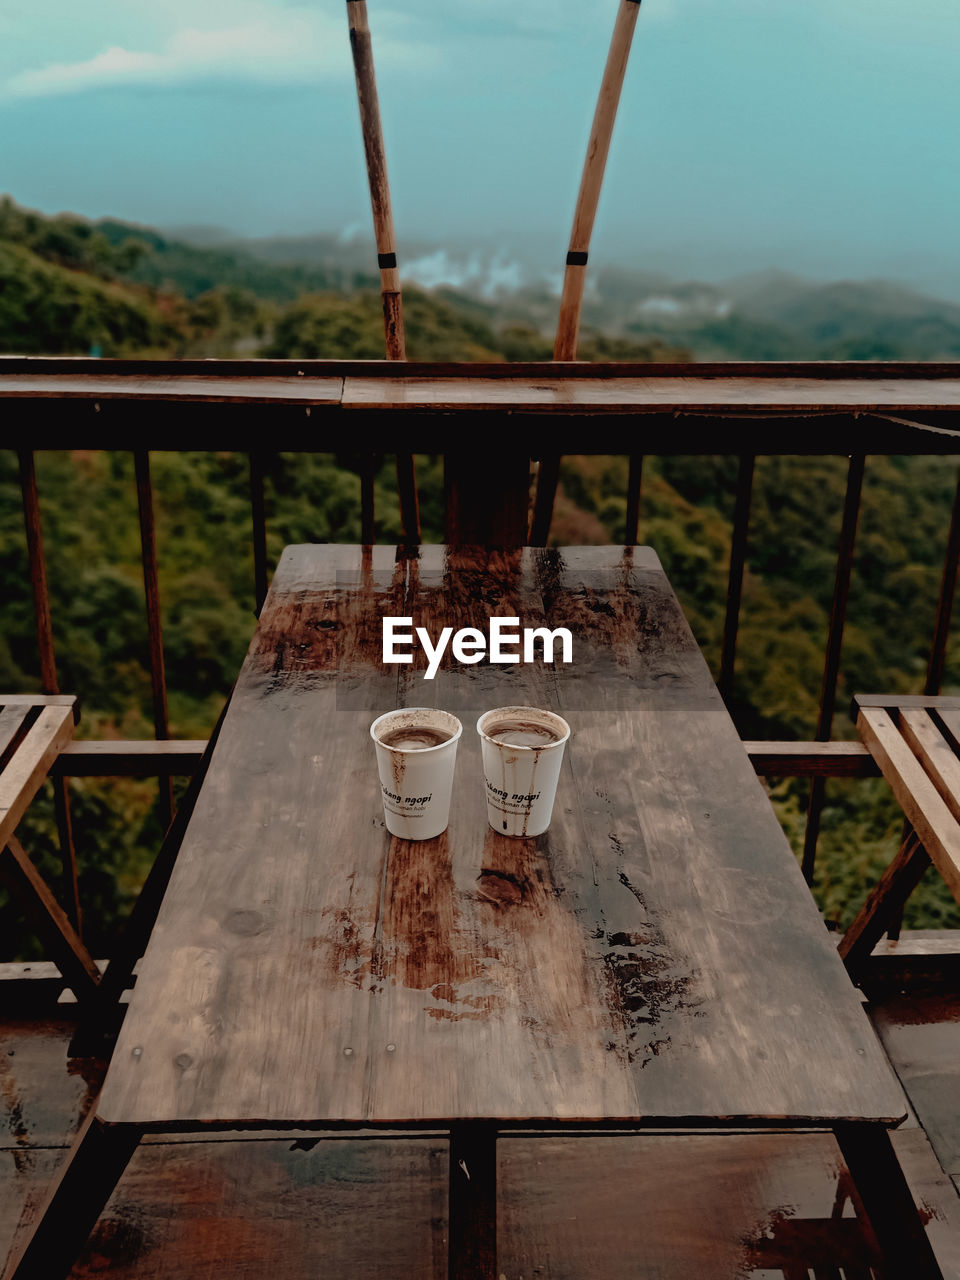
[6,545,940,1279]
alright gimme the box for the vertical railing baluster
[529,455,561,547]
[625,454,643,546]
[925,467,960,696]
[18,450,82,935]
[396,453,421,545]
[18,451,59,693]
[249,452,269,615]
[719,455,756,703]
[134,450,174,832]
[361,454,376,545]
[802,453,866,885]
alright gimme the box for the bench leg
[835,1123,943,1279]
[838,830,930,979]
[449,1121,497,1280]
[2,1108,141,1280]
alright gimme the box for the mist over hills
[3,195,960,360]
[161,224,960,361]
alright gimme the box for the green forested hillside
[0,198,682,362]
[1,196,958,958]
[2,448,959,960]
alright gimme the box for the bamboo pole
[346,0,406,360]
[554,0,642,361]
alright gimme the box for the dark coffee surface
[486,719,561,748]
[378,726,452,751]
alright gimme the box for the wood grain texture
[7,1014,960,1278]
[857,706,960,902]
[0,697,76,714]
[2,372,960,412]
[0,376,344,403]
[901,709,960,823]
[0,709,29,764]
[341,375,960,412]
[746,740,878,777]
[0,707,74,850]
[98,546,904,1130]
[3,1010,959,1277]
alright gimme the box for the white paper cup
[370,707,463,840]
[477,706,571,838]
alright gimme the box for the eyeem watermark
[383,616,573,680]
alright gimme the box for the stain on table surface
[97,545,905,1130]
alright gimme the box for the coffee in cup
[370,707,463,840]
[476,705,571,838]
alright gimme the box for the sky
[1,0,959,297]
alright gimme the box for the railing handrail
[3,356,960,378]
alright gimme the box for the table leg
[2,1108,141,1280]
[449,1121,497,1280]
[835,1123,943,1279]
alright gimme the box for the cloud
[3,6,434,99]
[403,248,525,299]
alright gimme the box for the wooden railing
[5,358,960,945]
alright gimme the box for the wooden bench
[0,695,101,1005]
[840,694,960,976]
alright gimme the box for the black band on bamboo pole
[529,455,561,547]
[134,451,174,832]
[925,467,960,696]
[625,454,643,546]
[554,0,642,361]
[718,455,756,703]
[18,450,82,933]
[347,0,406,361]
[249,452,269,616]
[801,454,866,885]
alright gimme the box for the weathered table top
[99,545,905,1129]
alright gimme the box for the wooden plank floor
[872,991,960,1194]
[3,998,960,1278]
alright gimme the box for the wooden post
[449,1122,498,1280]
[249,452,269,615]
[17,451,58,694]
[134,451,174,833]
[925,467,960,696]
[625,454,643,546]
[802,454,865,884]
[18,451,82,934]
[396,452,421,544]
[554,0,642,361]
[719,455,756,703]
[529,455,561,547]
[360,453,376,545]
[346,0,406,360]
[445,450,531,547]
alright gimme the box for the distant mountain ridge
[3,194,959,360]
[168,225,960,360]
